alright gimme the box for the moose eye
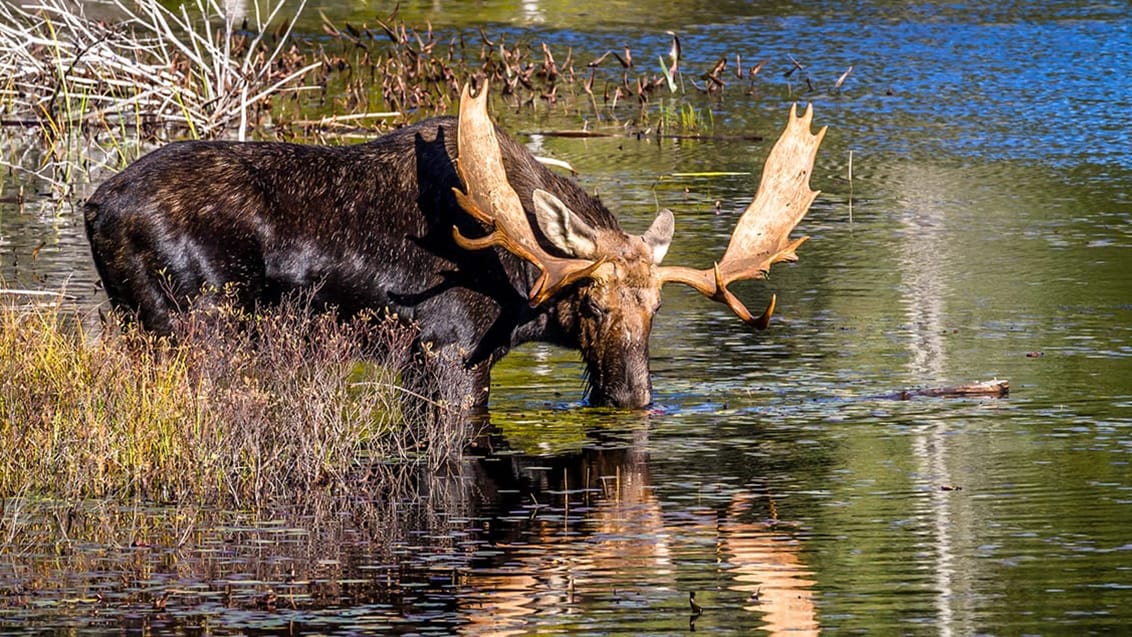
[583,296,608,318]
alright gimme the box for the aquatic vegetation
[0,0,826,198]
[653,99,715,135]
[0,292,474,508]
[0,0,688,141]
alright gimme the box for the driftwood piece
[883,379,1009,400]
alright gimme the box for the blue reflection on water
[504,6,1132,171]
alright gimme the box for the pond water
[2,1,1131,634]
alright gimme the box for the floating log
[883,379,1009,400]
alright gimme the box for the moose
[83,82,825,408]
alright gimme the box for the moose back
[84,84,825,408]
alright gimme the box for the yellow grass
[0,295,472,508]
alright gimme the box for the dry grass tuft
[0,292,475,509]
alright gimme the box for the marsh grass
[0,0,819,202]
[0,292,474,509]
[0,0,316,140]
[652,99,715,136]
[0,0,322,198]
[1,0,790,142]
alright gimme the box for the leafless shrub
[0,290,476,509]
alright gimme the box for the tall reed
[0,0,318,140]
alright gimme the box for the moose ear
[642,209,674,264]
[532,189,600,259]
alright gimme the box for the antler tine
[659,103,826,329]
[451,81,604,306]
[721,103,825,279]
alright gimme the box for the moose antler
[659,103,826,329]
[451,81,605,306]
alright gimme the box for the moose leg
[469,361,492,410]
[89,239,181,334]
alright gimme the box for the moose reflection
[460,432,818,635]
[84,81,824,407]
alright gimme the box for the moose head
[450,83,826,407]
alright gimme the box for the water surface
[2,1,1130,634]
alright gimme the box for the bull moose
[83,82,825,408]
